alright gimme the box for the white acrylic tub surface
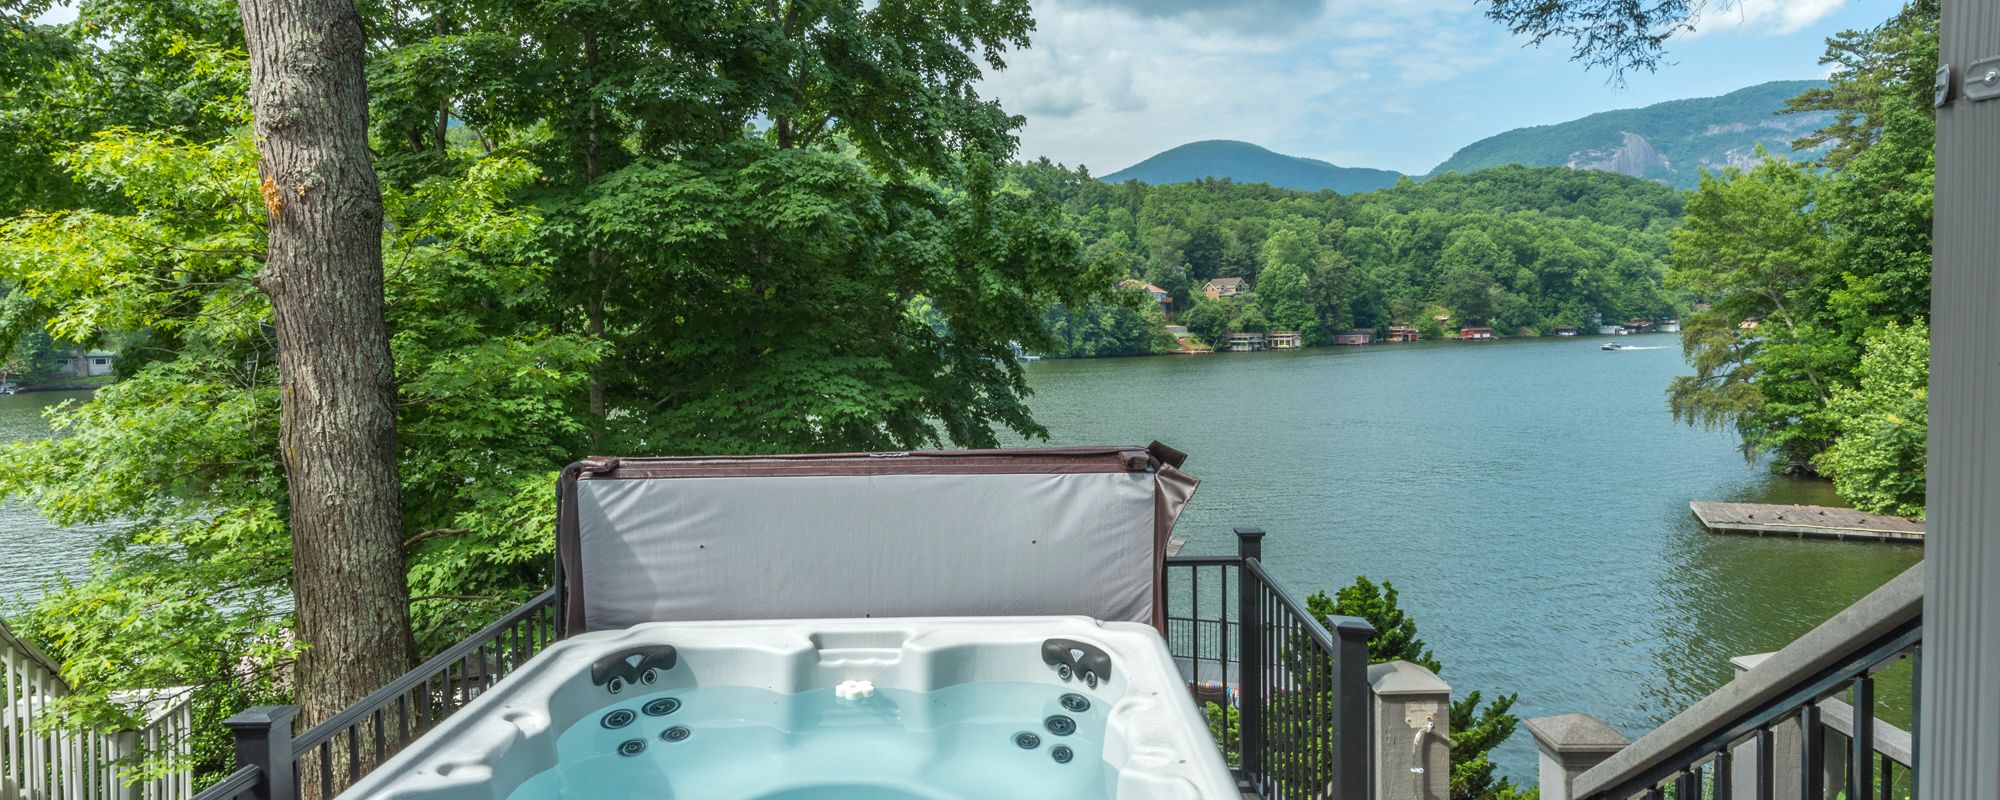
[342,617,1239,799]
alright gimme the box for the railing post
[1330,616,1375,800]
[1235,527,1266,785]
[1367,660,1451,800]
[1524,714,1629,800]
[223,706,297,800]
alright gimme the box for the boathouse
[1385,325,1420,342]
[1225,331,1263,351]
[1264,330,1302,349]
[1459,326,1494,341]
[1332,328,1373,345]
[1554,326,1579,336]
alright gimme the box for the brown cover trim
[555,445,1192,635]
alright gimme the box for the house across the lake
[1264,331,1302,349]
[53,350,117,378]
[1459,326,1494,341]
[1333,329,1374,346]
[1225,331,1264,351]
[1203,277,1247,299]
[1553,326,1579,336]
[1658,319,1681,332]
[1120,279,1175,318]
[1385,326,1421,342]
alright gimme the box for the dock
[1690,502,1924,543]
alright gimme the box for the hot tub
[342,616,1239,799]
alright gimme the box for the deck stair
[3,614,194,799]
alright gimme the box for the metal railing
[1164,528,1375,799]
[1573,564,1923,800]
[4,615,196,800]
[199,529,1369,800]
[196,589,560,800]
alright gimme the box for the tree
[1665,1,1936,483]
[1665,156,1842,468]
[1484,0,1724,76]
[236,0,414,725]
[1815,320,1929,517]
[1307,577,1528,800]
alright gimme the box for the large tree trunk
[238,0,414,735]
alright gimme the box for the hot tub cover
[557,444,1198,633]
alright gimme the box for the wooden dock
[1690,502,1924,543]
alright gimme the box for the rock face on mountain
[1428,80,1832,188]
[1100,140,1405,194]
[1095,80,1833,194]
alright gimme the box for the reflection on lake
[1021,336,1919,778]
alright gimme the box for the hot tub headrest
[556,444,1198,633]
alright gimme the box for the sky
[35,0,1902,175]
[977,0,1906,175]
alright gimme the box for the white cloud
[984,0,1517,174]
[1683,0,1847,38]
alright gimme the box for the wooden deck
[1690,502,1924,543]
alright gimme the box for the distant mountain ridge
[1098,80,1831,193]
[1427,80,1832,187]
[1100,140,1405,194]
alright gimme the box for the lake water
[0,339,1921,780]
[1020,336,1920,779]
[0,390,110,605]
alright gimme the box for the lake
[1020,336,1920,778]
[0,390,111,604]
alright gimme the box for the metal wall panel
[1924,2,2000,797]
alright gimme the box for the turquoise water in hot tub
[506,682,1116,800]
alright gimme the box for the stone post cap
[1730,652,1776,675]
[1525,714,1629,763]
[1367,660,1451,697]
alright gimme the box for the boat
[1602,343,1627,351]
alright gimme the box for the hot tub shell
[340,616,1241,799]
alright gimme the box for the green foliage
[0,4,1121,788]
[1665,0,1935,505]
[1307,576,1438,672]
[1308,577,1524,800]
[1016,159,1683,349]
[1815,320,1929,517]
[1043,285,1176,358]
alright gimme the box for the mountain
[1427,80,1833,188]
[1100,140,1405,194]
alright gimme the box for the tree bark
[238,0,414,735]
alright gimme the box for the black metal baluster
[1878,752,1893,800]
[1908,644,1920,800]
[347,724,361,785]
[1676,768,1699,799]
[1850,676,1874,799]
[1801,704,1823,800]
[1756,727,1775,800]
[1715,749,1735,800]
[318,739,333,798]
